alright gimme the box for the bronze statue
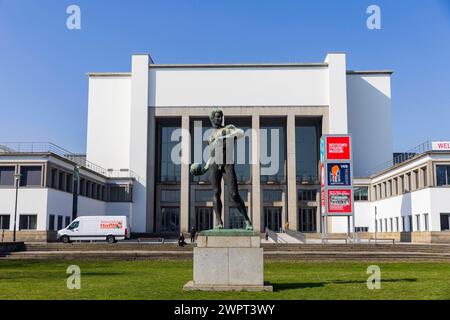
[190,108,253,230]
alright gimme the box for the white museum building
[0,52,449,242]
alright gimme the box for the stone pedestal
[183,231,272,292]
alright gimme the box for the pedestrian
[190,227,197,243]
[285,221,289,232]
[178,233,186,247]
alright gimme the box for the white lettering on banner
[328,143,348,154]
[432,141,450,151]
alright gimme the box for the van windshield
[68,221,79,229]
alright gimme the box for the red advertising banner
[326,136,351,160]
[327,189,353,214]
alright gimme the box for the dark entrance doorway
[441,213,450,231]
[195,207,213,231]
[299,207,317,232]
[264,207,282,232]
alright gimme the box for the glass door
[264,207,282,232]
[195,207,213,231]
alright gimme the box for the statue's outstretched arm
[201,158,211,175]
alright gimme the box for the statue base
[183,232,273,292]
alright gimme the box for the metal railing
[0,142,139,180]
[365,141,433,177]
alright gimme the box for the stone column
[251,115,262,232]
[287,114,297,231]
[180,115,190,234]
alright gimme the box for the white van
[57,216,130,243]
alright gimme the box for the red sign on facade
[326,136,351,160]
[327,189,352,214]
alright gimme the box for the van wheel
[106,235,115,244]
[61,236,70,244]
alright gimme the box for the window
[233,124,251,183]
[424,214,429,231]
[375,220,378,232]
[20,166,42,186]
[414,170,419,190]
[379,219,383,232]
[382,182,386,198]
[393,178,398,195]
[0,215,10,229]
[355,227,369,232]
[228,189,249,202]
[422,167,428,187]
[384,219,388,232]
[159,125,181,182]
[298,189,317,201]
[436,165,450,186]
[195,190,212,202]
[261,124,285,183]
[65,216,71,228]
[440,214,450,231]
[387,180,392,197]
[354,187,368,201]
[401,216,406,232]
[0,166,15,186]
[395,217,399,232]
[296,120,319,184]
[57,216,63,230]
[80,178,86,196]
[399,176,404,194]
[373,186,377,200]
[406,173,411,192]
[68,221,79,230]
[51,169,58,188]
[390,218,393,232]
[408,215,413,232]
[19,215,37,230]
[66,174,73,193]
[59,172,65,191]
[160,207,180,232]
[161,189,180,202]
[263,190,283,202]
[92,183,97,199]
[108,185,132,202]
[229,207,248,229]
[49,215,55,231]
[416,214,421,231]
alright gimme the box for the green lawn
[0,260,449,300]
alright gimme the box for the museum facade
[85,52,393,234]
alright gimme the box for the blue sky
[0,0,449,154]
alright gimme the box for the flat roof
[86,67,393,75]
[148,62,329,68]
[347,70,394,75]
[86,72,131,77]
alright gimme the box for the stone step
[20,243,450,254]
[3,250,450,261]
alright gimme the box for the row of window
[375,214,429,233]
[0,214,38,230]
[48,214,71,231]
[0,166,42,187]
[157,119,321,185]
[373,166,428,201]
[160,188,369,204]
[50,167,132,202]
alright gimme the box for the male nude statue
[190,108,253,230]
